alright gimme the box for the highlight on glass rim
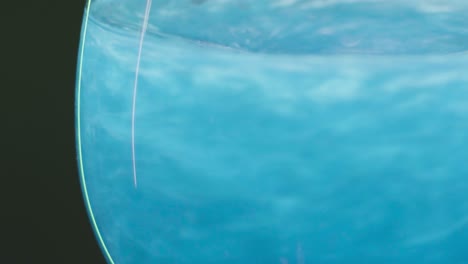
[75,0,468,263]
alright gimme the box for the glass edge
[75,1,115,263]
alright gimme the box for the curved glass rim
[76,0,115,263]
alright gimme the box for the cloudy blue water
[77,1,468,263]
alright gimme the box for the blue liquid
[77,1,468,263]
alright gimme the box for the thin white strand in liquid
[132,0,152,188]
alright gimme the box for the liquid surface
[77,1,468,263]
[89,0,468,54]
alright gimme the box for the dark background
[3,0,106,263]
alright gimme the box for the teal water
[77,1,468,263]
